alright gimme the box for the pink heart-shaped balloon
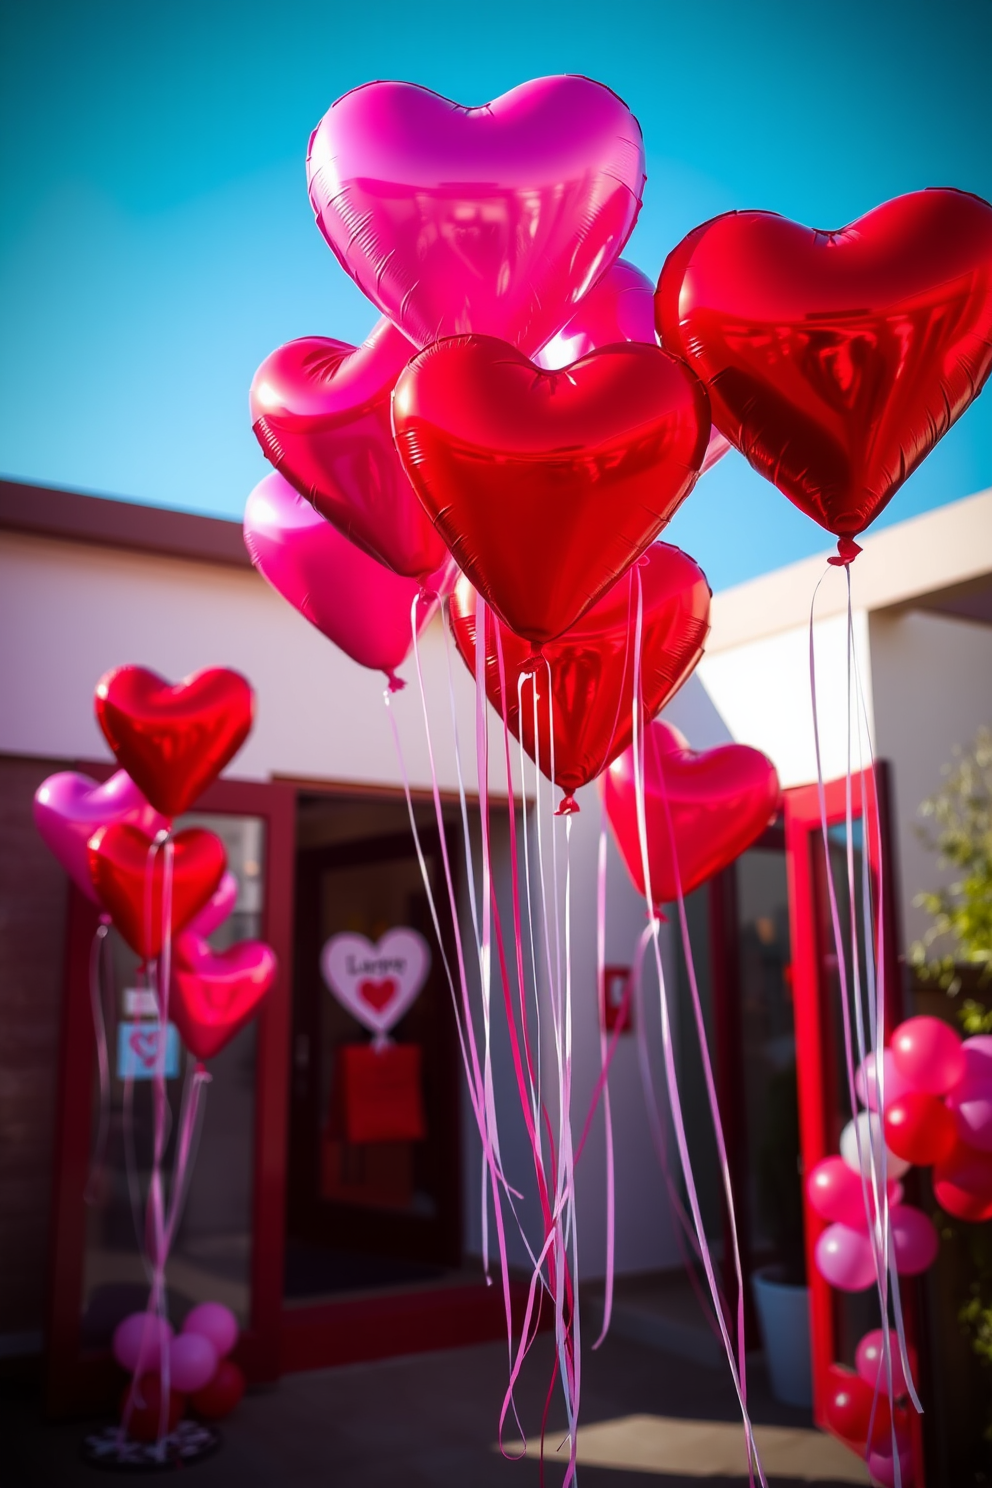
[307,75,645,354]
[244,472,455,687]
[250,319,448,580]
[603,720,781,903]
[185,870,239,940]
[34,769,168,903]
[171,932,277,1061]
[537,258,730,473]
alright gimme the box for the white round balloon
[840,1110,910,1181]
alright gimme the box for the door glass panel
[80,814,263,1351]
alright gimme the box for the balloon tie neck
[828,536,863,567]
[555,792,580,817]
[647,905,668,924]
[385,670,406,694]
[520,649,544,675]
[99,912,113,927]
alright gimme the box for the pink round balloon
[307,76,645,355]
[807,1156,902,1230]
[867,1439,914,1486]
[244,472,455,687]
[185,870,239,940]
[960,1035,992,1084]
[34,770,168,903]
[112,1311,173,1373]
[891,1016,965,1095]
[855,1329,909,1396]
[168,1331,218,1393]
[890,1204,939,1276]
[946,1070,992,1153]
[814,1223,877,1291]
[183,1301,239,1359]
[855,1049,914,1112]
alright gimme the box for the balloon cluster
[113,1303,245,1442]
[823,1335,916,1488]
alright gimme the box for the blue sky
[1,0,989,590]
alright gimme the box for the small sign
[124,988,160,1018]
[116,1021,180,1080]
[321,928,431,1038]
[602,966,633,1034]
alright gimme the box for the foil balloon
[603,720,780,904]
[171,931,277,1061]
[244,472,454,688]
[307,75,645,355]
[87,824,227,960]
[537,259,730,474]
[393,336,709,646]
[449,543,710,805]
[33,770,168,903]
[185,870,239,940]
[95,667,254,819]
[250,319,448,579]
[656,188,992,543]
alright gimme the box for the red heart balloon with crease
[656,188,992,539]
[449,543,711,799]
[603,720,780,903]
[171,932,277,1061]
[392,336,710,646]
[250,319,448,580]
[87,825,227,960]
[95,666,254,818]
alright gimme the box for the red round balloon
[883,1090,957,1166]
[172,933,277,1061]
[87,825,227,961]
[392,335,710,646]
[190,1359,246,1420]
[120,1373,186,1443]
[250,319,448,580]
[95,666,255,819]
[807,1157,863,1226]
[933,1142,992,1222]
[823,1366,890,1447]
[449,543,710,798]
[603,720,780,903]
[656,189,992,541]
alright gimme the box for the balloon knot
[386,670,406,693]
[647,906,668,924]
[520,649,544,675]
[99,912,113,927]
[555,792,580,817]
[828,536,863,567]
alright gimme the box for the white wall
[869,607,992,948]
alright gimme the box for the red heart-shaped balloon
[95,667,254,818]
[656,188,992,541]
[393,336,709,645]
[603,720,780,903]
[449,543,710,801]
[87,825,227,959]
[250,319,449,580]
[171,933,277,1061]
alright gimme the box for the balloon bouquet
[35,666,276,1463]
[245,70,992,1487]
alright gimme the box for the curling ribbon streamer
[84,915,114,1205]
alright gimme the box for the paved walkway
[4,1331,866,1486]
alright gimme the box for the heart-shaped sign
[33,769,168,903]
[129,1028,160,1070]
[656,187,992,540]
[307,75,645,355]
[603,720,781,904]
[449,542,711,800]
[244,473,455,686]
[171,932,277,1061]
[87,824,227,960]
[95,666,255,819]
[320,928,430,1038]
[250,319,449,580]
[393,336,709,645]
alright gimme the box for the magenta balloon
[867,1439,914,1487]
[814,1223,876,1291]
[890,1204,939,1275]
[112,1311,173,1373]
[807,1156,902,1229]
[307,76,645,354]
[185,871,239,940]
[947,1070,992,1152]
[244,472,455,686]
[855,1328,909,1396]
[960,1036,992,1084]
[855,1049,914,1112]
[34,770,169,903]
[891,1016,965,1095]
[168,1331,218,1393]
[182,1301,239,1359]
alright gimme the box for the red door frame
[784,763,925,1480]
[45,771,296,1414]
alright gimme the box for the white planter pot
[751,1265,813,1408]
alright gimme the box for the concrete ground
[3,1329,868,1487]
